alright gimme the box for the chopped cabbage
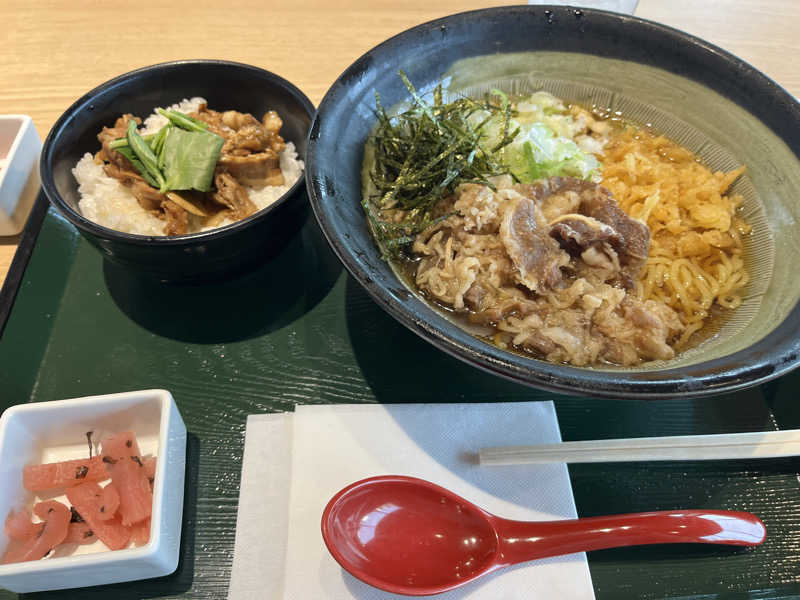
[471,91,602,183]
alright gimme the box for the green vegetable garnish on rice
[113,145,160,188]
[116,111,224,194]
[156,108,209,133]
[160,127,224,193]
[126,120,166,191]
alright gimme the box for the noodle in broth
[362,82,751,366]
[600,128,750,348]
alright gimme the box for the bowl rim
[40,59,315,246]
[306,5,800,399]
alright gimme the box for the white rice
[72,97,304,236]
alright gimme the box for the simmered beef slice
[161,199,188,236]
[191,105,286,188]
[549,213,623,275]
[188,105,228,137]
[211,172,258,220]
[520,177,650,285]
[217,152,284,187]
[512,176,594,222]
[549,214,620,254]
[577,185,649,274]
[624,300,682,362]
[499,194,569,293]
[189,105,285,156]
[131,181,168,213]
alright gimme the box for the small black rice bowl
[41,60,314,282]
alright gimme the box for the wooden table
[2,5,800,598]
[1,0,797,285]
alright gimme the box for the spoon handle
[492,509,765,566]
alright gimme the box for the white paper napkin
[227,413,293,600]
[228,403,595,599]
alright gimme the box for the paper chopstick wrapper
[480,429,800,465]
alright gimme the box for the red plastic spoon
[321,475,766,597]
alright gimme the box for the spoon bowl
[321,475,766,596]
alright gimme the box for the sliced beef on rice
[96,114,140,172]
[192,106,286,188]
[211,172,258,221]
[162,199,189,236]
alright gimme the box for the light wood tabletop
[1,0,797,287]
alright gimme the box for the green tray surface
[2,200,799,599]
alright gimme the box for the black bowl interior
[306,6,800,399]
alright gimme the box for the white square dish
[0,389,186,593]
[0,115,40,236]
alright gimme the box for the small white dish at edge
[0,115,40,236]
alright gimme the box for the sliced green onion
[149,125,169,155]
[126,120,166,191]
[109,132,156,150]
[157,108,208,132]
[158,127,169,170]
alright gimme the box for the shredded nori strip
[86,431,93,458]
[84,531,94,539]
[364,71,518,257]
[75,465,89,479]
[126,440,132,448]
[132,455,143,467]
[102,456,117,465]
[70,507,84,523]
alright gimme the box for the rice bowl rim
[40,59,315,247]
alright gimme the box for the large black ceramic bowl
[41,60,314,282]
[307,6,800,399]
